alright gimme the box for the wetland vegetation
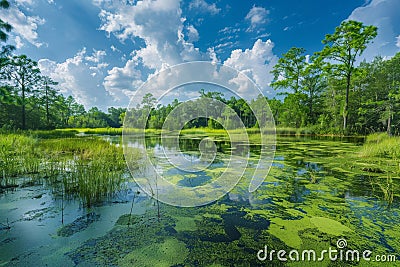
[1,0,400,265]
[1,131,399,266]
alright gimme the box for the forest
[1,0,399,135]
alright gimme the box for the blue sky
[1,0,400,110]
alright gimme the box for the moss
[118,237,188,267]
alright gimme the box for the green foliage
[318,20,378,131]
[0,18,397,137]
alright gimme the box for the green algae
[174,215,201,232]
[309,216,352,235]
[118,237,188,267]
[268,217,313,248]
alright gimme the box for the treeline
[0,1,126,130]
[124,91,268,130]
[0,53,126,129]
[1,0,399,135]
[270,52,400,135]
[270,20,399,135]
[127,21,399,135]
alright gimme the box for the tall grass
[360,133,400,159]
[65,127,162,136]
[0,133,142,206]
[40,138,134,206]
[0,134,40,188]
[360,133,400,208]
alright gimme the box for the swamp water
[0,135,399,266]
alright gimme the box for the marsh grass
[360,133,400,159]
[65,127,163,136]
[1,133,141,206]
[40,137,132,206]
[357,133,400,207]
[0,134,41,188]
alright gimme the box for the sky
[1,0,399,110]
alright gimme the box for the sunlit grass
[0,134,40,187]
[0,133,142,206]
[360,133,400,159]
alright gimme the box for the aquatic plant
[0,134,40,187]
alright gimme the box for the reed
[1,133,142,207]
[0,134,40,187]
[360,133,400,159]
[40,137,133,206]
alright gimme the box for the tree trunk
[387,108,391,136]
[22,84,26,130]
[45,83,50,127]
[343,73,351,131]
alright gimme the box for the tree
[4,55,41,129]
[107,107,126,127]
[37,76,59,128]
[0,0,15,55]
[0,0,11,43]
[301,56,326,125]
[271,47,312,126]
[271,47,306,94]
[318,20,377,131]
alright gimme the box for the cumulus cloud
[396,35,400,48]
[96,0,215,102]
[188,0,220,15]
[38,48,112,109]
[223,39,278,95]
[14,36,24,49]
[91,1,277,107]
[186,25,199,42]
[0,5,45,48]
[347,0,400,61]
[245,6,269,32]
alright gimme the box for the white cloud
[85,49,106,63]
[348,0,400,61]
[207,47,219,65]
[98,0,204,68]
[223,39,278,95]
[0,5,45,48]
[110,45,120,52]
[15,36,24,49]
[103,58,144,103]
[186,25,199,42]
[97,0,213,102]
[38,48,112,109]
[15,0,33,7]
[396,35,400,48]
[188,0,220,15]
[245,6,269,32]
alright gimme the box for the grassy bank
[56,126,358,137]
[360,133,400,160]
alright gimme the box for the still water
[0,135,399,266]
